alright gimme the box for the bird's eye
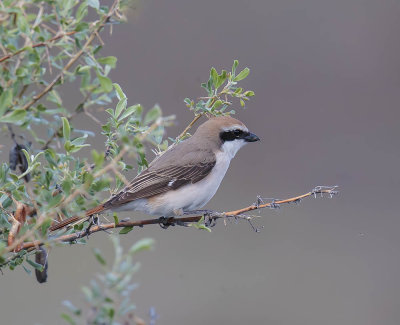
[233,129,242,137]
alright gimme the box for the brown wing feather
[103,161,215,209]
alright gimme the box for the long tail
[48,204,106,231]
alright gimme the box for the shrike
[50,116,259,230]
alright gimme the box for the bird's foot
[203,212,217,228]
[79,215,99,238]
[183,210,217,227]
[158,216,174,229]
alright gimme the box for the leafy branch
[177,60,254,140]
[61,236,151,325]
[19,0,120,112]
[0,31,78,63]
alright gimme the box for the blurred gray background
[2,0,400,324]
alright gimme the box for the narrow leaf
[210,67,218,88]
[144,105,161,124]
[0,89,12,116]
[119,226,133,234]
[62,117,70,141]
[97,72,113,93]
[129,238,155,255]
[26,258,44,272]
[115,98,127,119]
[113,83,126,100]
[98,56,117,68]
[92,248,106,265]
[234,67,250,82]
[119,104,140,120]
[232,60,239,76]
[0,109,26,123]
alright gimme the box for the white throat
[220,139,247,159]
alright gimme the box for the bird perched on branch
[50,116,259,231]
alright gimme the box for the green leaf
[113,213,119,225]
[97,72,113,93]
[115,98,127,119]
[75,21,89,32]
[71,135,88,146]
[244,90,255,97]
[184,98,192,107]
[98,56,117,68]
[215,70,227,89]
[234,67,250,82]
[192,217,212,232]
[76,2,88,22]
[26,258,44,272]
[41,218,53,236]
[119,226,133,234]
[22,264,32,275]
[210,67,218,88]
[212,99,223,110]
[92,149,104,168]
[61,313,77,325]
[0,89,13,116]
[62,117,70,141]
[144,105,161,124]
[128,238,155,255]
[197,224,212,232]
[0,109,26,123]
[113,83,126,100]
[232,60,239,76]
[92,248,106,265]
[48,193,63,208]
[119,104,140,120]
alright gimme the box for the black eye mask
[220,129,247,142]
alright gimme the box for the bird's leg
[182,210,218,227]
[203,211,217,228]
[158,216,174,229]
[80,215,99,238]
[159,208,192,228]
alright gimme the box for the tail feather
[49,204,105,232]
[85,204,105,217]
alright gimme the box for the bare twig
[176,113,203,140]
[14,186,338,253]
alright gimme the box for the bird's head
[194,116,260,158]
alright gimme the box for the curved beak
[244,132,260,142]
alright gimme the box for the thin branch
[0,31,77,63]
[16,186,338,252]
[176,113,203,140]
[175,92,226,141]
[20,0,120,111]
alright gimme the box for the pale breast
[145,150,231,216]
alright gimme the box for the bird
[49,115,259,231]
